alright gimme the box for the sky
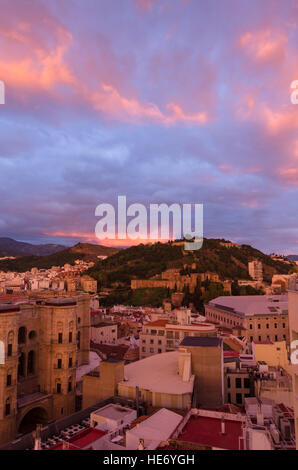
[0,0,298,254]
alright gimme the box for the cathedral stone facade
[0,293,90,445]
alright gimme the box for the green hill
[87,238,292,289]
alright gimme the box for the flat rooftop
[93,403,134,421]
[180,337,222,347]
[177,415,244,450]
[50,428,107,450]
[119,351,194,395]
[208,295,288,317]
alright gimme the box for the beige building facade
[205,295,289,345]
[0,293,90,445]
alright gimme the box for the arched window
[27,350,35,375]
[28,330,37,340]
[18,327,27,345]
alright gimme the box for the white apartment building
[139,319,217,359]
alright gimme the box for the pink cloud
[277,168,298,185]
[90,83,209,125]
[134,0,155,12]
[239,29,287,64]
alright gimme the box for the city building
[248,260,263,282]
[140,319,217,359]
[0,293,90,445]
[288,275,298,449]
[90,403,137,432]
[91,322,118,345]
[205,295,289,344]
[179,337,224,408]
[83,350,195,411]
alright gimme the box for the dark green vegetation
[88,238,291,287]
[0,243,119,272]
[88,238,291,308]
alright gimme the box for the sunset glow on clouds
[0,0,298,253]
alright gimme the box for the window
[158,349,162,353]
[244,378,250,389]
[69,332,72,343]
[266,324,269,329]
[236,378,242,388]
[274,323,277,329]
[58,333,63,344]
[149,348,154,353]
[227,377,231,388]
[142,340,145,344]
[68,357,73,368]
[250,336,253,342]
[275,335,278,341]
[68,378,72,392]
[282,323,286,328]
[6,374,12,387]
[7,343,12,357]
[227,393,231,403]
[7,332,13,357]
[28,330,37,340]
[257,324,261,329]
[27,350,35,374]
[18,352,26,379]
[57,358,62,369]
[249,324,252,329]
[158,340,162,345]
[56,382,61,394]
[5,398,10,416]
[18,327,27,345]
[150,339,154,344]
[258,336,261,341]
[236,393,242,405]
[142,347,145,352]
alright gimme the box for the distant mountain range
[0,237,66,257]
[287,254,298,261]
[0,239,119,272]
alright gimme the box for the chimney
[221,417,226,435]
[33,424,42,450]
